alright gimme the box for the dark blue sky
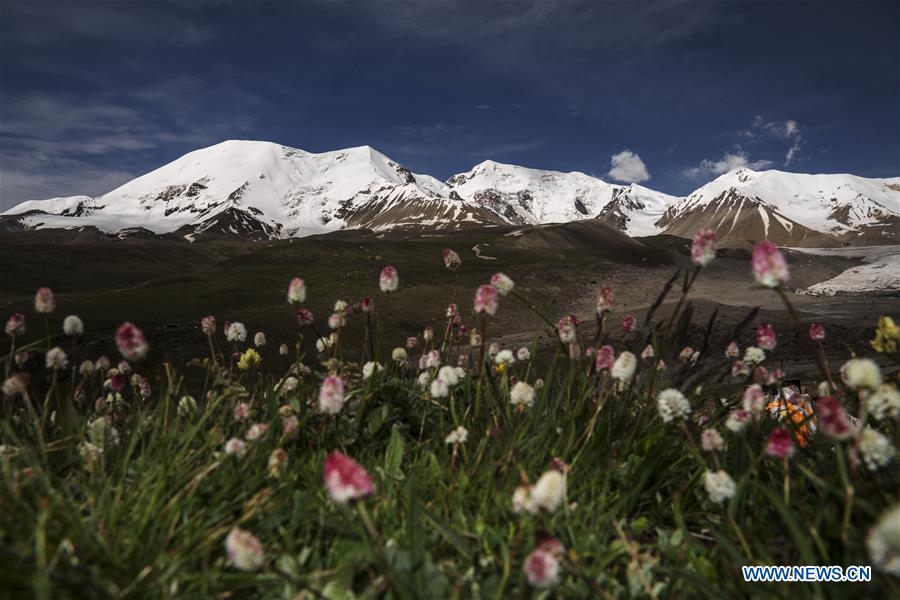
[1,0,898,208]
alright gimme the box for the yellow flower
[238,348,261,371]
[871,316,899,354]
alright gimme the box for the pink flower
[225,527,264,571]
[446,303,458,318]
[595,345,615,371]
[731,360,749,378]
[296,309,314,326]
[641,344,654,359]
[474,284,499,316]
[621,314,636,333]
[287,277,306,304]
[815,396,852,440]
[5,313,25,337]
[678,346,694,362]
[752,241,789,288]
[523,547,560,589]
[423,326,434,342]
[595,286,614,314]
[725,341,740,358]
[568,342,581,358]
[701,428,725,451]
[379,266,399,293]
[233,402,251,422]
[318,375,345,415]
[809,323,826,341]
[756,324,777,350]
[691,228,718,266]
[115,322,148,361]
[323,451,374,503]
[743,384,765,418]
[766,427,795,459]
[34,287,55,314]
[201,315,216,336]
[361,297,375,312]
[281,415,299,440]
[442,248,461,270]
[557,315,578,344]
[406,336,418,350]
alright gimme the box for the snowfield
[794,246,900,296]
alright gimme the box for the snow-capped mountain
[1,140,505,240]
[659,169,900,246]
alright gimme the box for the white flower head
[529,470,566,512]
[391,347,408,363]
[510,381,535,408]
[63,315,84,336]
[703,470,736,504]
[859,427,895,471]
[225,527,264,572]
[495,349,515,366]
[225,322,247,343]
[867,384,900,421]
[611,351,637,385]
[841,358,882,390]
[868,504,900,577]
[657,388,691,423]
[438,365,459,386]
[362,361,383,380]
[743,346,765,365]
[445,426,468,445]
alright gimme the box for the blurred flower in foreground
[752,241,789,288]
[379,266,399,293]
[867,504,900,576]
[318,375,345,415]
[34,287,55,313]
[323,451,374,503]
[703,470,736,504]
[691,227,717,266]
[474,284,499,316]
[225,527,264,571]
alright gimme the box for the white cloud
[607,149,651,183]
[683,150,774,180]
[741,116,803,165]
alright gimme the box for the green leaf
[385,425,405,480]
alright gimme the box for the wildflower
[726,409,751,433]
[224,436,248,459]
[281,415,299,440]
[867,384,900,421]
[118,360,131,374]
[45,347,68,370]
[458,353,469,367]
[237,348,261,371]
[327,312,345,330]
[510,381,535,408]
[743,384,765,419]
[621,314,636,333]
[233,402,251,422]
[318,375,345,415]
[391,347,408,363]
[63,315,83,336]
[287,277,306,304]
[557,315,577,343]
[474,284,499,316]
[701,428,725,452]
[5,313,25,337]
[523,546,560,589]
[611,352,637,385]
[516,347,531,361]
[595,345,615,371]
[225,527,264,571]
[422,326,434,343]
[78,360,94,376]
[362,361,382,380]
[2,374,28,398]
[279,377,298,394]
[438,365,459,386]
[809,323,826,341]
[253,332,266,348]
[468,328,482,347]
[691,227,717,266]
[430,376,449,399]
[246,423,269,442]
[641,344,654,359]
[488,342,500,357]
[725,341,740,358]
[859,428,895,471]
[495,349,515,368]
[94,355,110,371]
[815,396,852,439]
[595,285,614,314]
[530,470,566,512]
[268,448,288,478]
[422,349,441,369]
[871,316,899,354]
[201,315,216,335]
[278,343,289,356]
[731,360,749,378]
[445,426,468,445]
[756,324,777,350]
[657,388,691,423]
[417,371,431,389]
[446,303,458,319]
[490,272,514,296]
[296,309,314,326]
[114,322,149,361]
[177,395,197,417]
[323,451,374,503]
[766,427,795,459]
[752,241,789,287]
[703,470,736,504]
[442,248,462,269]
[743,346,765,366]
[315,335,334,353]
[379,266,399,292]
[678,346,694,362]
[512,486,536,513]
[34,287,55,313]
[78,441,102,465]
[867,504,900,576]
[360,297,374,312]
[841,358,882,390]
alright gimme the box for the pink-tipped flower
[442,248,462,270]
[743,383,765,419]
[34,287,55,314]
[691,228,718,266]
[296,309,314,326]
[201,315,216,336]
[490,272,515,296]
[752,241,789,288]
[621,314,636,334]
[725,341,740,358]
[766,427,795,459]
[225,527,264,571]
[406,336,418,350]
[595,285,614,315]
[379,266,399,293]
[557,315,578,344]
[474,284,499,316]
[809,323,826,341]
[678,346,694,362]
[5,313,25,337]
[815,396,853,440]
[423,326,434,342]
[595,345,615,371]
[115,322,148,361]
[446,303,458,318]
[323,451,374,503]
[361,297,375,312]
[287,277,306,304]
[641,344,655,359]
[523,546,560,589]
[756,324,777,351]
[731,360,749,378]
[318,375,345,415]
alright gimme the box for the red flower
[323,451,374,503]
[115,322,148,361]
[766,427,795,459]
[815,396,852,440]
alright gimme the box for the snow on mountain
[2,140,503,239]
[794,246,900,296]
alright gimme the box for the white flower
[867,384,900,421]
[253,332,267,347]
[841,358,882,390]
[512,485,536,514]
[725,409,751,433]
[867,504,900,577]
[315,335,334,353]
[78,441,102,465]
[610,351,637,385]
[490,272,515,296]
[391,347,408,363]
[177,395,197,417]
[362,361,383,380]
[224,438,247,459]
[327,312,345,330]
[438,365,459,386]
[79,360,94,376]
[495,349,515,367]
[417,371,432,389]
[246,423,269,442]
[743,346,765,365]
[225,322,247,343]
[701,428,724,452]
[63,315,84,336]
[422,350,441,369]
[280,376,298,393]
[703,470,736,504]
[430,377,449,399]
[45,347,68,370]
[657,388,691,423]
[529,470,566,512]
[516,347,531,361]
[859,427,895,471]
[225,527,264,572]
[333,299,348,313]
[510,381,535,407]
[454,366,466,381]
[445,426,468,445]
